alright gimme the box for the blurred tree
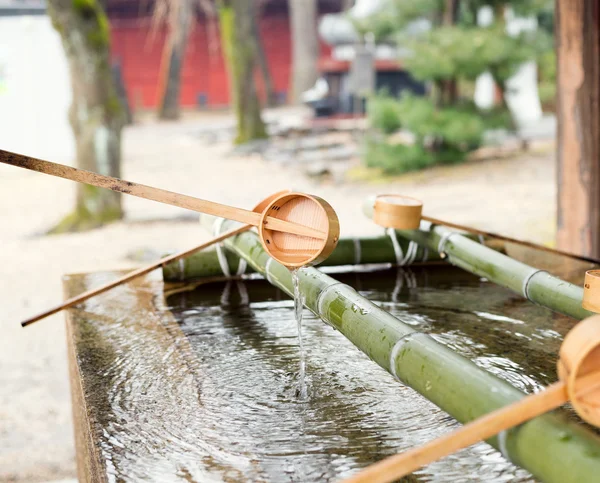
[155,0,194,120]
[217,0,267,143]
[253,0,277,107]
[288,0,319,103]
[47,0,125,232]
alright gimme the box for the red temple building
[104,0,344,110]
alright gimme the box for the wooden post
[556,0,600,257]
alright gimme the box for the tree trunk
[47,0,125,233]
[440,0,459,105]
[252,2,277,107]
[218,0,267,144]
[288,0,319,104]
[556,0,600,258]
[157,0,193,120]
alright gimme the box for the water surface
[68,264,582,482]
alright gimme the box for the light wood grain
[374,194,423,230]
[19,190,291,328]
[583,270,600,314]
[20,225,252,327]
[259,193,340,268]
[371,193,600,264]
[0,149,326,240]
[342,382,568,483]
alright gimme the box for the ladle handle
[20,225,252,328]
[0,149,325,240]
[342,381,568,483]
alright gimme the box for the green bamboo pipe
[200,213,600,483]
[362,198,594,321]
[163,234,440,282]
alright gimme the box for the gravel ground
[0,111,556,482]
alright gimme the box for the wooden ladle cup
[373,194,423,230]
[370,193,600,265]
[259,192,340,268]
[583,270,600,314]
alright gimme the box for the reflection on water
[67,264,581,482]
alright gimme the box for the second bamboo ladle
[0,149,340,268]
[18,191,289,327]
[342,314,600,483]
[373,194,600,265]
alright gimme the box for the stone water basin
[64,264,587,482]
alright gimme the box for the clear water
[292,267,308,400]
[68,263,585,482]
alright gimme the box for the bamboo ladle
[18,191,289,328]
[373,194,600,265]
[0,149,340,269]
[342,314,600,483]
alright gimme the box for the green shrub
[538,49,556,109]
[394,95,486,147]
[367,95,402,134]
[358,0,552,176]
[363,93,512,173]
[363,140,436,174]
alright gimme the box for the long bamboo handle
[20,225,252,328]
[0,149,325,240]
[342,382,568,483]
[344,369,600,483]
[422,215,600,265]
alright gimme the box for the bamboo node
[497,430,510,459]
[437,231,455,255]
[353,238,362,265]
[389,332,422,381]
[315,281,346,316]
[522,269,548,301]
[213,217,233,277]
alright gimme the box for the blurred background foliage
[357,0,555,174]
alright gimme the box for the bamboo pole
[363,198,595,321]
[20,225,251,327]
[163,233,441,282]
[0,149,325,240]
[200,214,600,483]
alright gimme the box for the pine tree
[362,0,552,174]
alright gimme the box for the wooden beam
[556,0,600,257]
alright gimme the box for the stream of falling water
[292,268,308,400]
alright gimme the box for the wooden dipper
[0,148,341,326]
[342,315,600,483]
[373,194,423,230]
[259,192,339,268]
[372,194,600,265]
[17,191,289,327]
[583,270,600,313]
[0,149,339,269]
